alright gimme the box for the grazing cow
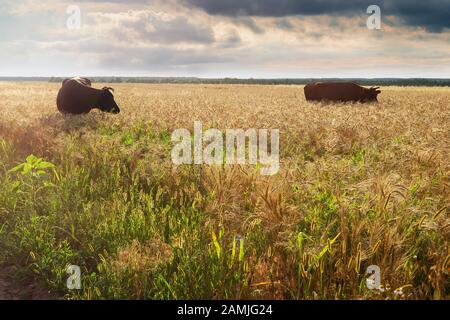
[304,82,381,103]
[57,77,120,114]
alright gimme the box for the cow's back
[305,82,364,102]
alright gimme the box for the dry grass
[0,82,449,299]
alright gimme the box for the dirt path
[0,265,52,300]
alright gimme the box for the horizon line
[1,76,450,80]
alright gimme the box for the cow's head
[364,87,381,102]
[98,87,120,114]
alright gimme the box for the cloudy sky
[1,0,449,77]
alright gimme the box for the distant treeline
[1,77,449,87]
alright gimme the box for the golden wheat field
[0,82,449,300]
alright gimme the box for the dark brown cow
[304,82,381,103]
[57,77,120,115]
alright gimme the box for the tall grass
[0,83,448,299]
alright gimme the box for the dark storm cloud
[184,0,378,16]
[184,0,450,32]
[383,0,450,33]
